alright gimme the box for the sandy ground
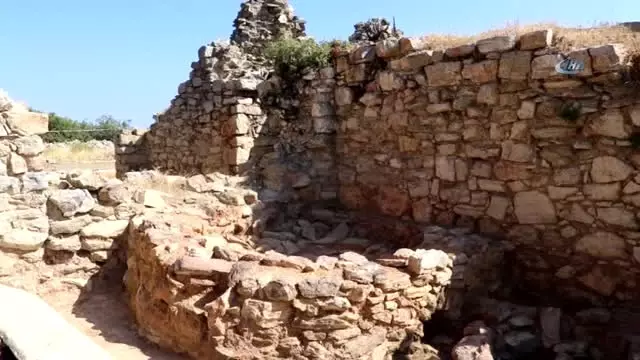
[43,283,189,360]
[0,254,188,360]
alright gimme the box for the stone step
[0,285,112,360]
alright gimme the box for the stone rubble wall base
[123,212,506,360]
[0,284,112,360]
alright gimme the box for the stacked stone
[138,0,332,202]
[115,128,149,177]
[255,67,339,202]
[147,78,263,176]
[125,213,459,360]
[117,4,640,306]
[332,31,640,303]
[230,0,306,59]
[0,91,51,254]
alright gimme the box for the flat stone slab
[0,284,112,360]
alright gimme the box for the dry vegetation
[419,21,640,53]
[43,142,115,163]
[125,171,190,197]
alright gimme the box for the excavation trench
[115,199,640,360]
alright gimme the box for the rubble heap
[230,0,306,60]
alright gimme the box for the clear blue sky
[0,0,636,128]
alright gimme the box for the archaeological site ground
[3,1,640,359]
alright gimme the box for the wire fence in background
[41,128,121,133]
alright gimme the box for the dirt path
[43,288,188,360]
[0,255,187,360]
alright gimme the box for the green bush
[40,113,131,143]
[264,38,332,81]
[558,101,582,123]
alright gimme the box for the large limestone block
[6,111,49,135]
[0,284,112,360]
[590,156,633,183]
[0,229,48,251]
[575,232,626,259]
[514,191,557,224]
[80,220,129,238]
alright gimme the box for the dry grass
[419,21,640,53]
[43,142,115,163]
[124,171,189,197]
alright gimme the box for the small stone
[49,189,96,218]
[297,275,342,298]
[134,189,166,208]
[407,249,451,275]
[589,44,627,73]
[575,232,626,259]
[451,335,494,360]
[66,170,109,191]
[262,278,298,302]
[0,229,48,251]
[540,307,561,348]
[477,35,516,53]
[339,252,368,265]
[519,29,553,50]
[81,237,114,252]
[425,61,462,87]
[504,331,540,354]
[80,220,129,238]
[46,234,82,252]
[591,156,633,183]
[513,191,557,224]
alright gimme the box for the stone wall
[139,0,305,176]
[115,128,150,177]
[124,209,491,360]
[0,90,168,282]
[333,33,640,303]
[116,2,640,304]
[130,0,340,202]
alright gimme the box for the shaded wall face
[119,71,339,202]
[332,38,640,301]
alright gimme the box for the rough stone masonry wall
[139,0,307,177]
[332,31,640,304]
[0,90,164,279]
[115,128,150,176]
[133,0,340,202]
[124,210,469,360]
[115,1,640,305]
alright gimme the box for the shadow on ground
[71,257,188,360]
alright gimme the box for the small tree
[264,38,332,82]
[91,115,132,141]
[40,113,131,143]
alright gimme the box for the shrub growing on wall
[264,38,332,82]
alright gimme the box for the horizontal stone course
[124,211,504,359]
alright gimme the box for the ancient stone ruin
[5,0,640,359]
